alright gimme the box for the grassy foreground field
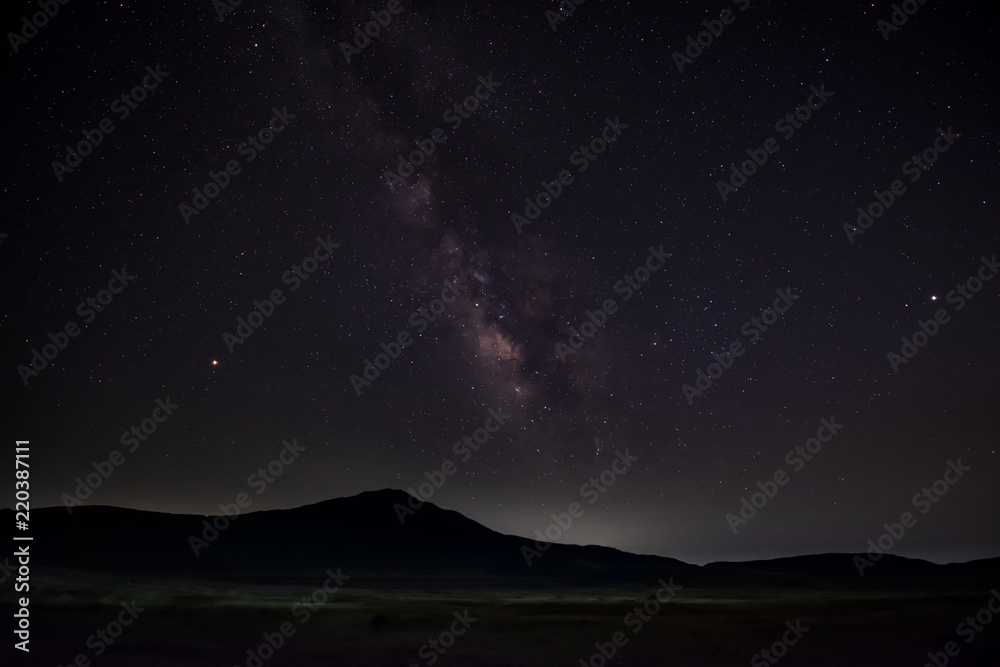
[8,569,1000,666]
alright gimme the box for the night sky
[3,0,998,566]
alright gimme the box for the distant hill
[4,489,687,581]
[5,489,995,585]
[705,553,1000,584]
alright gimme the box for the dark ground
[6,569,1000,666]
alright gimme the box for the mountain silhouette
[6,489,994,585]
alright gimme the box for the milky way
[4,0,998,565]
